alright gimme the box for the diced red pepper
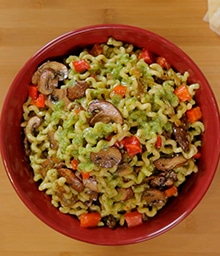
[81,172,90,180]
[35,94,45,108]
[125,144,142,156]
[164,186,178,198]
[75,105,84,114]
[113,85,127,98]
[121,136,142,156]
[31,93,45,108]
[155,135,162,149]
[71,159,79,170]
[138,48,154,64]
[28,85,38,100]
[124,211,143,227]
[73,59,90,73]
[193,151,201,159]
[89,44,103,56]
[156,56,171,69]
[80,212,101,228]
[174,84,192,102]
[186,106,202,123]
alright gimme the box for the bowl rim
[1,23,220,245]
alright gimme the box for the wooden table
[0,1,220,255]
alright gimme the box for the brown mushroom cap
[37,68,59,95]
[46,88,71,109]
[66,81,89,100]
[83,176,98,192]
[25,116,41,142]
[153,155,187,171]
[117,187,134,201]
[142,188,166,207]
[173,125,190,152]
[32,61,68,84]
[47,131,59,150]
[57,168,84,192]
[31,61,68,95]
[90,146,122,168]
[88,100,124,125]
[40,61,68,81]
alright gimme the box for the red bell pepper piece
[186,106,202,123]
[174,84,192,102]
[31,93,45,108]
[113,85,127,98]
[193,151,201,159]
[81,172,90,180]
[80,212,101,228]
[29,85,45,108]
[28,85,38,100]
[124,211,143,227]
[71,159,79,170]
[121,136,142,156]
[164,186,178,198]
[156,56,170,69]
[35,94,45,108]
[73,59,90,73]
[138,48,154,64]
[89,43,103,56]
[155,135,162,149]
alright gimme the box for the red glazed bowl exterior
[0,24,220,245]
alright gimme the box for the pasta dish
[21,37,204,228]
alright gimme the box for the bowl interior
[1,24,220,245]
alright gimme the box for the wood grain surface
[0,1,220,255]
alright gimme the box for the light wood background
[0,1,220,255]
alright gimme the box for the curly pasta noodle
[21,37,205,228]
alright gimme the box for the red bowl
[1,24,220,245]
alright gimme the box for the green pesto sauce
[82,122,115,145]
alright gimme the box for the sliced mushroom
[32,61,68,84]
[31,61,68,96]
[116,163,133,176]
[66,81,89,100]
[153,155,187,171]
[90,146,122,168]
[173,125,190,152]
[86,190,99,202]
[55,185,78,208]
[83,176,98,192]
[25,116,41,142]
[37,68,59,95]
[41,61,68,81]
[142,188,166,207]
[58,168,84,192]
[149,174,174,189]
[39,157,63,178]
[46,88,71,109]
[47,131,59,150]
[117,187,133,201]
[88,100,123,125]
